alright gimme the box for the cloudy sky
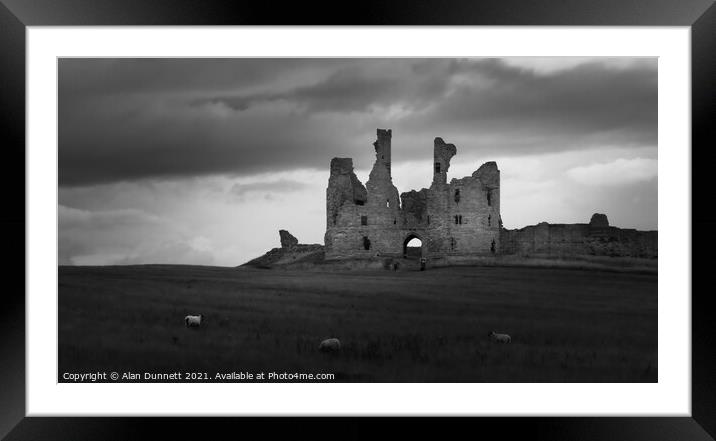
[59,57,657,266]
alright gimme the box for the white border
[27,27,691,416]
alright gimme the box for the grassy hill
[58,264,657,382]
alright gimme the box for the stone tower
[431,137,457,188]
[325,129,500,262]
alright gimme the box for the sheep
[185,314,203,328]
[319,338,341,353]
[488,331,511,344]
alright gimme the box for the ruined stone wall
[422,137,454,256]
[441,161,501,257]
[324,129,656,263]
[501,214,657,259]
[325,158,367,227]
[325,129,501,261]
[363,129,404,255]
[417,143,501,258]
[325,130,405,260]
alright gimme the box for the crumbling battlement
[244,230,324,268]
[432,137,457,187]
[400,189,428,227]
[325,129,501,261]
[500,214,657,259]
[323,128,657,263]
[325,158,368,229]
[279,229,299,249]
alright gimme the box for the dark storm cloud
[58,58,324,98]
[196,62,454,113]
[59,58,656,186]
[411,59,657,142]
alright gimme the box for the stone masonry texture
[323,128,657,263]
[324,129,501,261]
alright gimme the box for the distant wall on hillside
[500,214,657,259]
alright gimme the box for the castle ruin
[325,129,501,261]
[244,128,656,268]
[323,128,657,265]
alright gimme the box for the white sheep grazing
[488,331,511,344]
[319,338,341,353]
[185,314,203,328]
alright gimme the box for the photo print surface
[58,58,657,383]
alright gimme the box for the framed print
[2,0,714,439]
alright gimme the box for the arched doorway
[403,234,424,259]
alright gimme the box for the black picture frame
[1,0,713,439]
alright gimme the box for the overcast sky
[58,57,657,266]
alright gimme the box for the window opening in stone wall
[459,215,463,224]
[454,215,459,225]
[450,237,456,250]
[490,239,496,254]
[487,190,492,206]
[435,162,441,173]
[361,215,368,226]
[488,214,491,226]
[393,219,397,225]
[355,200,364,206]
[363,236,371,250]
[386,199,390,208]
[454,188,460,203]
[427,215,430,225]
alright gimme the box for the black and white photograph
[58,57,658,383]
[2,0,711,437]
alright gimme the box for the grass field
[58,264,657,382]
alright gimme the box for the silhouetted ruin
[323,129,657,264]
[325,129,501,261]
